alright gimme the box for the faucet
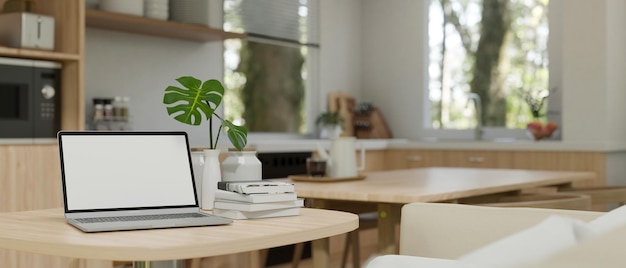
[467,93,483,140]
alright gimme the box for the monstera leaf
[222,120,247,150]
[163,77,223,125]
[163,76,247,151]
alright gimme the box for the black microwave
[0,57,61,141]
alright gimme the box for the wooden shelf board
[85,9,245,42]
[0,46,80,62]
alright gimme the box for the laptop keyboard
[74,213,212,224]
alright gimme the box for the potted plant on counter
[316,111,344,139]
[520,88,558,141]
[163,76,248,209]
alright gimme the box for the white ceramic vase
[190,150,205,201]
[201,149,221,209]
[320,125,342,139]
[221,150,262,182]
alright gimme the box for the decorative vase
[319,124,342,139]
[190,149,205,200]
[201,149,221,210]
[221,150,262,182]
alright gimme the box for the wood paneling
[384,149,605,186]
[511,151,605,186]
[362,150,387,172]
[0,145,63,212]
[442,150,514,168]
[0,144,112,267]
[384,150,445,169]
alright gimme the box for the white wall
[85,28,224,147]
[85,0,363,147]
[85,0,626,145]
[605,0,626,143]
[319,0,363,109]
[361,0,427,140]
[360,0,626,144]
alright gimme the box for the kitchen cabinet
[0,1,93,266]
[442,150,514,168]
[0,145,62,212]
[0,0,85,130]
[384,149,445,169]
[362,150,387,172]
[384,149,605,187]
[0,144,110,268]
[510,151,605,187]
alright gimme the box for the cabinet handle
[406,155,423,162]
[468,156,485,163]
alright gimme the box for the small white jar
[99,0,143,16]
[221,150,262,182]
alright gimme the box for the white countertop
[3,137,625,153]
[246,138,626,153]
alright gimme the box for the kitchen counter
[3,137,625,153]
[245,138,626,153]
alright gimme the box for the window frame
[221,0,322,139]
[422,0,562,141]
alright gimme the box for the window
[223,0,319,135]
[426,0,557,139]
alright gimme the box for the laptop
[57,131,233,232]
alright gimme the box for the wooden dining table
[276,167,596,255]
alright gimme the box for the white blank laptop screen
[60,133,197,211]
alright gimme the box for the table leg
[133,261,151,268]
[248,250,263,268]
[68,259,80,268]
[377,203,401,254]
[311,237,330,268]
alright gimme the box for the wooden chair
[558,186,626,211]
[341,211,378,268]
[466,192,592,211]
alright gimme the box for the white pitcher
[316,137,366,178]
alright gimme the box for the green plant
[315,111,344,127]
[518,87,552,120]
[163,76,247,151]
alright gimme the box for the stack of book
[212,181,303,219]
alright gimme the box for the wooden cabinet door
[442,150,513,168]
[384,150,445,169]
[0,145,63,212]
[511,151,605,186]
[0,145,112,268]
[363,150,387,172]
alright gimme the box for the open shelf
[85,9,245,42]
[0,46,81,62]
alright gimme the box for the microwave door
[0,64,33,138]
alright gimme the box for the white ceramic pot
[190,149,204,200]
[100,0,143,16]
[319,124,342,139]
[221,150,262,182]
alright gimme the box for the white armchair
[368,202,626,268]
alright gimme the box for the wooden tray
[289,175,366,182]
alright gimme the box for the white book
[215,190,298,203]
[213,198,304,212]
[217,181,295,194]
[212,207,300,220]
